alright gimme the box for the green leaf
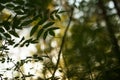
[55,14,61,20]
[48,27,59,31]
[37,28,44,39]
[14,43,19,47]
[19,37,25,43]
[15,10,24,15]
[6,3,15,8]
[0,28,5,33]
[43,31,48,40]
[31,39,38,43]
[38,18,47,25]
[50,9,59,15]
[0,36,2,40]
[9,30,19,38]
[30,25,39,36]
[50,15,55,20]
[3,21,10,30]
[49,30,55,36]
[58,10,66,13]
[3,33,11,39]
[43,22,55,29]
[21,20,33,26]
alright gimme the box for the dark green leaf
[14,43,19,47]
[9,30,19,38]
[31,39,38,43]
[37,28,44,39]
[55,14,61,20]
[50,9,59,15]
[49,30,55,36]
[3,21,10,30]
[43,22,55,29]
[3,33,11,39]
[30,25,39,36]
[58,10,66,13]
[0,28,5,33]
[15,10,24,15]
[21,20,33,26]
[8,39,15,45]
[50,15,55,20]
[48,27,59,31]
[38,18,47,25]
[0,36,2,40]
[6,4,15,8]
[43,31,48,40]
[19,37,25,43]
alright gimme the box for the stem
[51,4,75,80]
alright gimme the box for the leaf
[31,39,38,43]
[12,18,21,29]
[0,36,2,40]
[19,37,25,43]
[15,10,24,15]
[14,43,19,47]
[3,21,10,30]
[50,15,55,20]
[50,9,59,15]
[48,27,60,31]
[37,28,44,39]
[3,33,11,39]
[43,31,48,40]
[30,25,39,36]
[55,14,61,20]
[6,3,15,8]
[58,10,66,13]
[0,28,5,33]
[9,30,19,38]
[49,30,55,36]
[38,18,47,25]
[21,20,33,26]
[43,22,55,29]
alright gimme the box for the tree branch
[51,2,75,80]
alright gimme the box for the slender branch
[51,2,75,80]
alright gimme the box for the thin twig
[51,1,76,79]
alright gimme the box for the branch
[51,2,75,80]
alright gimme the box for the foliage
[0,0,60,79]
